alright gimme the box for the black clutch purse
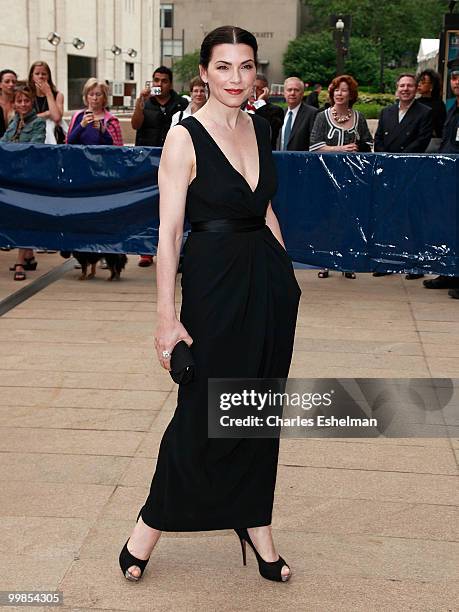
[170,341,195,384]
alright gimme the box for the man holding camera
[132,66,188,147]
[132,66,188,266]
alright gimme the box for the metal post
[379,39,385,93]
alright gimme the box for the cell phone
[151,86,162,95]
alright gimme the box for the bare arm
[36,83,63,123]
[131,88,150,130]
[155,126,194,369]
[266,203,286,249]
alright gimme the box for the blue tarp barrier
[0,143,161,255]
[0,143,458,274]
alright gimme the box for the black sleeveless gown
[141,114,301,531]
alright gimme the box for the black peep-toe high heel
[119,507,150,581]
[235,528,291,582]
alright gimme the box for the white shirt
[281,103,301,149]
[171,102,192,127]
[398,100,414,123]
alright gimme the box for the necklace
[331,107,352,123]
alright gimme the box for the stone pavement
[0,252,457,611]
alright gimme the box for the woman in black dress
[119,26,300,583]
[416,69,446,150]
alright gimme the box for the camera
[145,81,162,96]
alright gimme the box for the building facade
[159,0,310,87]
[0,0,161,109]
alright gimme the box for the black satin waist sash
[191,217,266,233]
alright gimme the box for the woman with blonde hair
[67,78,123,145]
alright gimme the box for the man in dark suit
[374,74,432,153]
[305,83,322,109]
[251,74,284,150]
[278,77,317,151]
[373,73,432,278]
[424,67,459,295]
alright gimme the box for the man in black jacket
[132,66,188,147]
[305,83,322,109]
[251,74,284,150]
[374,74,432,153]
[373,74,432,278]
[131,66,187,266]
[278,77,317,151]
[424,68,459,295]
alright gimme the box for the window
[160,3,173,28]
[162,39,182,57]
[125,62,134,81]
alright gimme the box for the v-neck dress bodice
[182,114,277,222]
[141,112,301,532]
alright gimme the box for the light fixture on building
[72,37,85,50]
[127,48,137,58]
[111,45,122,56]
[46,32,61,46]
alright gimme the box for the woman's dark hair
[416,69,441,99]
[28,61,58,95]
[0,69,17,83]
[200,25,258,68]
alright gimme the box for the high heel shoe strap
[119,540,149,572]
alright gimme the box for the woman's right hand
[81,111,94,128]
[155,318,193,371]
[340,143,359,152]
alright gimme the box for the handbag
[45,118,68,144]
[170,341,195,384]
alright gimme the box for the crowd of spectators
[0,60,458,297]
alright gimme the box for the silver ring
[161,350,171,359]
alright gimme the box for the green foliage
[344,37,379,85]
[303,0,447,67]
[353,103,385,119]
[357,93,395,106]
[283,32,381,85]
[283,32,336,84]
[173,50,200,84]
[352,104,381,119]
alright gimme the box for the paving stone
[0,387,169,410]
[278,438,458,474]
[0,427,143,456]
[276,464,459,506]
[0,481,114,518]
[272,495,459,541]
[0,406,158,431]
[0,453,131,485]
